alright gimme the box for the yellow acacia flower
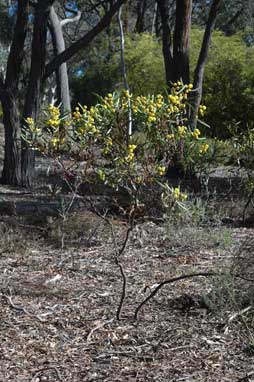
[172,186,180,200]
[168,95,180,105]
[50,137,59,147]
[192,128,201,139]
[148,115,156,123]
[166,133,175,140]
[199,104,207,117]
[26,117,34,126]
[123,90,131,98]
[172,186,187,201]
[128,144,137,152]
[123,144,137,162]
[26,117,41,133]
[178,125,187,137]
[157,165,166,176]
[73,110,82,121]
[199,143,209,155]
[46,118,60,127]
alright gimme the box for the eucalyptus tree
[0,0,126,187]
[157,0,223,126]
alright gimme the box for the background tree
[0,0,126,187]
[49,3,81,113]
[190,0,223,128]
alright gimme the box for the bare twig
[115,258,127,320]
[134,271,217,320]
[86,318,113,343]
[83,191,138,320]
[224,306,253,335]
[3,294,46,323]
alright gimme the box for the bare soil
[0,192,254,382]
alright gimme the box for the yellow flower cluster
[199,104,207,117]
[46,104,61,127]
[166,133,175,140]
[26,117,41,133]
[157,165,166,176]
[50,137,60,148]
[185,83,193,93]
[178,125,188,137]
[123,90,131,98]
[73,106,82,121]
[26,117,34,126]
[168,94,180,105]
[172,81,183,90]
[125,144,137,162]
[199,143,209,155]
[172,186,187,201]
[102,93,116,112]
[74,106,99,136]
[103,137,113,155]
[192,128,201,139]
[155,94,164,109]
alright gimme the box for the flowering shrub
[24,82,210,212]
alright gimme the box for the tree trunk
[44,0,126,79]
[157,0,174,86]
[118,6,132,136]
[0,0,29,186]
[49,6,81,113]
[1,95,21,185]
[49,6,71,112]
[190,0,222,128]
[1,0,126,187]
[172,0,192,84]
[135,0,147,33]
[21,0,54,187]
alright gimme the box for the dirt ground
[0,192,254,382]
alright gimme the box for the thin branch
[224,306,253,335]
[115,257,127,320]
[86,318,114,343]
[134,271,217,320]
[117,5,132,136]
[3,294,46,323]
[60,11,82,28]
[44,0,126,80]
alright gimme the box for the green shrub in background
[192,30,254,139]
[70,33,165,107]
[70,30,254,139]
[124,34,165,95]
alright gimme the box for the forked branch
[134,271,217,319]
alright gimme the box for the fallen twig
[86,318,114,343]
[3,294,46,323]
[134,271,217,320]
[224,305,253,334]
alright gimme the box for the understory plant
[24,82,209,207]
[23,83,210,319]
